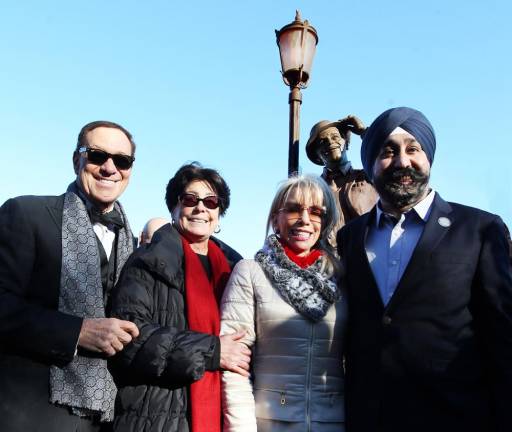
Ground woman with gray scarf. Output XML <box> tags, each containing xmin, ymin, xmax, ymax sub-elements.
<box><xmin>221</xmin><ymin>175</ymin><xmax>347</xmax><ymax>431</ymax></box>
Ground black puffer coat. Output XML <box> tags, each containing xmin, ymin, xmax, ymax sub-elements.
<box><xmin>108</xmin><ymin>224</ymin><xmax>242</xmax><ymax>432</ymax></box>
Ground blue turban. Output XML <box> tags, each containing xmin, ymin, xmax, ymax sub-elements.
<box><xmin>361</xmin><ymin>107</ymin><xmax>436</xmax><ymax>180</ymax></box>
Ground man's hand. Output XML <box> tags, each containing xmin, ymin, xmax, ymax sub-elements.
<box><xmin>220</xmin><ymin>330</ymin><xmax>252</xmax><ymax>377</ymax></box>
<box><xmin>338</xmin><ymin>114</ymin><xmax>367</xmax><ymax>136</ymax></box>
<box><xmin>78</xmin><ymin>318</ymin><xmax>139</xmax><ymax>357</ymax></box>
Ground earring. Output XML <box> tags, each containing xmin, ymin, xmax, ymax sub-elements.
<box><xmin>214</xmin><ymin>225</ymin><xmax>221</xmax><ymax>234</ymax></box>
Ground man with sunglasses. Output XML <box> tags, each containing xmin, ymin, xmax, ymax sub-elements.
<box><xmin>0</xmin><ymin>120</ymin><xmax>139</xmax><ymax>432</ymax></box>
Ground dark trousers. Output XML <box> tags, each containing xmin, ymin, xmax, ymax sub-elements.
<box><xmin>2</xmin><ymin>400</ymin><xmax>102</xmax><ymax>432</ymax></box>
<box><xmin>38</xmin><ymin>403</ymin><xmax>102</xmax><ymax>432</ymax></box>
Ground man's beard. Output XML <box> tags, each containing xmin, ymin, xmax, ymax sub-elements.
<box><xmin>374</xmin><ymin>167</ymin><xmax>430</xmax><ymax>210</ymax></box>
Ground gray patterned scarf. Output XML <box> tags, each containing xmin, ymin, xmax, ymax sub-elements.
<box><xmin>255</xmin><ymin>235</ymin><xmax>340</xmax><ymax>322</ymax></box>
<box><xmin>49</xmin><ymin>182</ymin><xmax>134</xmax><ymax>422</ymax></box>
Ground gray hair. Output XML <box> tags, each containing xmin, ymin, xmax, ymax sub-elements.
<box><xmin>265</xmin><ymin>175</ymin><xmax>341</xmax><ymax>279</ymax></box>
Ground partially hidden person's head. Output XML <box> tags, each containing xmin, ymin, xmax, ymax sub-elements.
<box><xmin>140</xmin><ymin>217</ymin><xmax>169</xmax><ymax>245</ymax></box>
<box><xmin>165</xmin><ymin>162</ymin><xmax>230</xmax><ymax>245</ymax></box>
<box><xmin>73</xmin><ymin>120</ymin><xmax>136</xmax><ymax>212</ymax></box>
<box><xmin>306</xmin><ymin>120</ymin><xmax>350</xmax><ymax>167</ymax></box>
<box><xmin>266</xmin><ymin>175</ymin><xmax>340</xmax><ymax>277</ymax></box>
<box><xmin>361</xmin><ymin>107</ymin><xmax>435</xmax><ymax>213</ymax></box>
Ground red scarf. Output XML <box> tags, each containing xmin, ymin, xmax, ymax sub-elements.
<box><xmin>182</xmin><ymin>237</ymin><xmax>231</xmax><ymax>432</ymax></box>
<box><xmin>280</xmin><ymin>240</ymin><xmax>323</xmax><ymax>269</ymax></box>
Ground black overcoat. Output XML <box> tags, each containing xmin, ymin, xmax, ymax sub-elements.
<box><xmin>337</xmin><ymin>193</ymin><xmax>512</xmax><ymax>432</ymax></box>
<box><xmin>108</xmin><ymin>224</ymin><xmax>242</xmax><ymax>432</ymax></box>
<box><xmin>0</xmin><ymin>195</ymin><xmax>84</xmax><ymax>431</ymax></box>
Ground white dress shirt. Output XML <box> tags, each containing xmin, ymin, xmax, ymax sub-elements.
<box><xmin>92</xmin><ymin>223</ymin><xmax>116</xmax><ymax>260</ymax></box>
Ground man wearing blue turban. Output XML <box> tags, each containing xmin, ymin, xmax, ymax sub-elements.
<box><xmin>337</xmin><ymin>107</ymin><xmax>512</xmax><ymax>432</ymax></box>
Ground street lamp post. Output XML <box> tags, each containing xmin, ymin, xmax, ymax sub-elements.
<box><xmin>276</xmin><ymin>10</ymin><xmax>318</xmax><ymax>176</ymax></box>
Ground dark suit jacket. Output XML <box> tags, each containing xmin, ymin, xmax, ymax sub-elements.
<box><xmin>337</xmin><ymin>193</ymin><xmax>512</xmax><ymax>432</ymax></box>
<box><xmin>0</xmin><ymin>195</ymin><xmax>84</xmax><ymax>430</ymax></box>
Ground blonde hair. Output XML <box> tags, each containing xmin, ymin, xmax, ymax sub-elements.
<box><xmin>266</xmin><ymin>175</ymin><xmax>341</xmax><ymax>279</ymax></box>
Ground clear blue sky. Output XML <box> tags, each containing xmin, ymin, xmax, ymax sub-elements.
<box><xmin>1</xmin><ymin>0</ymin><xmax>510</xmax><ymax>257</ymax></box>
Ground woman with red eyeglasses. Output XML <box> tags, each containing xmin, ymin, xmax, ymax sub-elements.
<box><xmin>108</xmin><ymin>162</ymin><xmax>250</xmax><ymax>432</ymax></box>
<box><xmin>221</xmin><ymin>175</ymin><xmax>347</xmax><ymax>432</ymax></box>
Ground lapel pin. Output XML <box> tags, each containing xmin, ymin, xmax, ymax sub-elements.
<box><xmin>437</xmin><ymin>217</ymin><xmax>451</xmax><ymax>228</ymax></box>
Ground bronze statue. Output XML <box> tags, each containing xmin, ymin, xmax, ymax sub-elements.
<box><xmin>306</xmin><ymin>115</ymin><xmax>378</xmax><ymax>248</ymax></box>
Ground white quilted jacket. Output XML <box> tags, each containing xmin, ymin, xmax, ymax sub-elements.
<box><xmin>220</xmin><ymin>259</ymin><xmax>347</xmax><ymax>432</ymax></box>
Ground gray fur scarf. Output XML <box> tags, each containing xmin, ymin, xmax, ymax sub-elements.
<box><xmin>255</xmin><ymin>235</ymin><xmax>340</xmax><ymax>322</ymax></box>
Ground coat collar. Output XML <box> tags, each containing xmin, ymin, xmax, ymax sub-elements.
<box><xmin>350</xmin><ymin>193</ymin><xmax>453</xmax><ymax>311</ymax></box>
<box><xmin>345</xmin><ymin>209</ymin><xmax>383</xmax><ymax>308</ymax></box>
<box><xmin>45</xmin><ymin>194</ymin><xmax>65</xmax><ymax>231</ymax></box>
<box><xmin>137</xmin><ymin>224</ymin><xmax>184</xmax><ymax>284</ymax></box>
<box><xmin>386</xmin><ymin>192</ymin><xmax>453</xmax><ymax>310</ymax></box>
<box><xmin>136</xmin><ymin>224</ymin><xmax>242</xmax><ymax>285</ymax></box>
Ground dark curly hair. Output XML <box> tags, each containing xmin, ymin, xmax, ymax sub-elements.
<box><xmin>165</xmin><ymin>162</ymin><xmax>230</xmax><ymax>216</ymax></box>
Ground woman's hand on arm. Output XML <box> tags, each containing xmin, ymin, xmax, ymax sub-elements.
<box><xmin>220</xmin><ymin>330</ymin><xmax>251</xmax><ymax>377</ymax></box>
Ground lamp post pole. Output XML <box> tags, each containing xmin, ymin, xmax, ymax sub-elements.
<box><xmin>276</xmin><ymin>11</ymin><xmax>318</xmax><ymax>177</ymax></box>
<box><xmin>288</xmin><ymin>86</ymin><xmax>302</xmax><ymax>176</ymax></box>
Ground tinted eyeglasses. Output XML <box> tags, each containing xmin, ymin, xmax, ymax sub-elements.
<box><xmin>78</xmin><ymin>147</ymin><xmax>135</xmax><ymax>170</ymax></box>
<box><xmin>278</xmin><ymin>204</ymin><xmax>325</xmax><ymax>223</ymax></box>
<box><xmin>179</xmin><ymin>193</ymin><xmax>221</xmax><ymax>210</ymax></box>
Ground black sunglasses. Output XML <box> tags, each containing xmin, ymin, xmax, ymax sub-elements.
<box><xmin>78</xmin><ymin>147</ymin><xmax>135</xmax><ymax>170</ymax></box>
<box><xmin>179</xmin><ymin>193</ymin><xmax>221</xmax><ymax>210</ymax></box>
